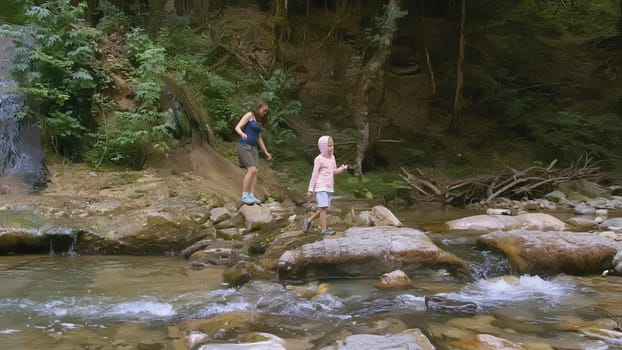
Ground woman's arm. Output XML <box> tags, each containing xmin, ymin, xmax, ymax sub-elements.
<box><xmin>234</xmin><ymin>112</ymin><xmax>253</xmax><ymax>140</ymax></box>
<box><xmin>257</xmin><ymin>134</ymin><xmax>272</xmax><ymax>160</ymax></box>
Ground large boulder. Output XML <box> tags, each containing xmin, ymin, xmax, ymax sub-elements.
<box><xmin>477</xmin><ymin>230</ymin><xmax>622</xmax><ymax>275</ymax></box>
<box><xmin>277</xmin><ymin>226</ymin><xmax>469</xmax><ymax>281</ymax></box>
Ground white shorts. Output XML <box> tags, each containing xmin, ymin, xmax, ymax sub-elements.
<box><xmin>315</xmin><ymin>191</ymin><xmax>331</xmax><ymax>208</ymax></box>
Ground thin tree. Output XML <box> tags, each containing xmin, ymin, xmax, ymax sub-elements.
<box><xmin>449</xmin><ymin>0</ymin><xmax>466</xmax><ymax>132</ymax></box>
<box><xmin>270</xmin><ymin>0</ymin><xmax>291</xmax><ymax>68</ymax></box>
<box><xmin>147</xmin><ymin>0</ymin><xmax>166</xmax><ymax>35</ymax></box>
<box><xmin>420</xmin><ymin>0</ymin><xmax>436</xmax><ymax>95</ymax></box>
<box><xmin>352</xmin><ymin>0</ymin><xmax>406</xmax><ymax>176</ymax></box>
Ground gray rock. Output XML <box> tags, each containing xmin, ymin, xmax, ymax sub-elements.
<box><xmin>278</xmin><ymin>226</ymin><xmax>468</xmax><ymax>281</ymax></box>
<box><xmin>478</xmin><ymin>230</ymin><xmax>622</xmax><ymax>275</ymax></box>
<box><xmin>322</xmin><ymin>329</ymin><xmax>434</xmax><ymax>350</ymax></box>
<box><xmin>600</xmin><ymin>218</ymin><xmax>622</xmax><ymax>231</ymax></box>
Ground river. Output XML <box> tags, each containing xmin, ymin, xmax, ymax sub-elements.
<box><xmin>1</xmin><ymin>207</ymin><xmax>621</xmax><ymax>349</ymax></box>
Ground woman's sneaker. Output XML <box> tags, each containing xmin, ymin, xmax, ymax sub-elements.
<box><xmin>241</xmin><ymin>194</ymin><xmax>255</xmax><ymax>205</ymax></box>
<box><xmin>249</xmin><ymin>194</ymin><xmax>262</xmax><ymax>204</ymax></box>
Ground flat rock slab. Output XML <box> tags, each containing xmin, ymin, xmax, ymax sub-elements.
<box><xmin>446</xmin><ymin>213</ymin><xmax>567</xmax><ymax>232</ymax></box>
<box><xmin>278</xmin><ymin>226</ymin><xmax>468</xmax><ymax>281</ymax></box>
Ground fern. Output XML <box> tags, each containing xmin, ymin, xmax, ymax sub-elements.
<box><xmin>86</xmin><ymin>29</ymin><xmax>174</xmax><ymax>168</ymax></box>
<box><xmin>259</xmin><ymin>69</ymin><xmax>302</xmax><ymax>149</ymax></box>
<box><xmin>531</xmin><ymin>111</ymin><xmax>622</xmax><ymax>169</ymax></box>
<box><xmin>3</xmin><ymin>0</ymin><xmax>106</xmax><ymax>158</ymax></box>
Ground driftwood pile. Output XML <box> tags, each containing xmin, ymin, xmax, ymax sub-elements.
<box><xmin>400</xmin><ymin>155</ymin><xmax>603</xmax><ymax>205</ymax></box>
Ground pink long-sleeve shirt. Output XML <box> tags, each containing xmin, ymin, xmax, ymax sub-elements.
<box><xmin>308</xmin><ymin>154</ymin><xmax>338</xmax><ymax>193</ymax></box>
<box><xmin>307</xmin><ymin>136</ymin><xmax>345</xmax><ymax>193</ymax></box>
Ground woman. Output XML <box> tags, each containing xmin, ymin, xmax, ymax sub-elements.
<box><xmin>234</xmin><ymin>101</ymin><xmax>272</xmax><ymax>204</ymax></box>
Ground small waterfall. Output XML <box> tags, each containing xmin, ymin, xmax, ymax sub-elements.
<box><xmin>0</xmin><ymin>37</ymin><xmax>45</xmax><ymax>192</ymax></box>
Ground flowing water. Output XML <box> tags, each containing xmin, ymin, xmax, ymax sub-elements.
<box><xmin>0</xmin><ymin>35</ymin><xmax>44</xmax><ymax>192</ymax></box>
<box><xmin>1</xmin><ymin>207</ymin><xmax>622</xmax><ymax>349</ymax></box>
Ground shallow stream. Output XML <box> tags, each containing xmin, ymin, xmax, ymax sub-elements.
<box><xmin>1</xmin><ymin>206</ymin><xmax>622</xmax><ymax>349</ymax></box>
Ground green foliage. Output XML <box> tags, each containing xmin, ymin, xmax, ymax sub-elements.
<box><xmin>201</xmin><ymin>71</ymin><xmax>242</xmax><ymax>140</ymax></box>
<box><xmin>338</xmin><ymin>172</ymin><xmax>409</xmax><ymax>200</ymax></box>
<box><xmin>1</xmin><ymin>0</ymin><xmax>106</xmax><ymax>157</ymax></box>
<box><xmin>95</xmin><ymin>1</ymin><xmax>130</xmax><ymax>35</ymax></box>
<box><xmin>260</xmin><ymin>69</ymin><xmax>301</xmax><ymax>149</ymax></box>
<box><xmin>156</xmin><ymin>26</ymin><xmax>219</xmax><ymax>70</ymax></box>
<box><xmin>531</xmin><ymin>111</ymin><xmax>622</xmax><ymax>169</ymax></box>
<box><xmin>153</xmin><ymin>26</ymin><xmax>243</xmax><ymax>141</ymax></box>
<box><xmin>538</xmin><ymin>0</ymin><xmax>619</xmax><ymax>36</ymax></box>
<box><xmin>401</xmin><ymin>148</ymin><xmax>427</xmax><ymax>166</ymax></box>
<box><xmin>344</xmin><ymin>175</ymin><xmax>373</xmax><ymax>199</ymax></box>
<box><xmin>47</xmin><ymin>110</ymin><xmax>86</xmax><ymax>140</ymax></box>
<box><xmin>495</xmin><ymin>84</ymin><xmax>546</xmax><ymax>121</ymax></box>
<box><xmin>0</xmin><ymin>0</ymin><xmax>29</xmax><ymax>24</ymax></box>
<box><xmin>85</xmin><ymin>29</ymin><xmax>173</xmax><ymax>168</ymax></box>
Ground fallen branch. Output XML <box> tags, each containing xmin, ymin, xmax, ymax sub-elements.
<box><xmin>400</xmin><ymin>155</ymin><xmax>603</xmax><ymax>205</ymax></box>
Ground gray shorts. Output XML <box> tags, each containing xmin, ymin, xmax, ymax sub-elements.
<box><xmin>315</xmin><ymin>191</ymin><xmax>331</xmax><ymax>208</ymax></box>
<box><xmin>236</xmin><ymin>142</ymin><xmax>258</xmax><ymax>168</ymax></box>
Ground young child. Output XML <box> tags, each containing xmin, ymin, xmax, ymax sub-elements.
<box><xmin>302</xmin><ymin>135</ymin><xmax>348</xmax><ymax>236</ymax></box>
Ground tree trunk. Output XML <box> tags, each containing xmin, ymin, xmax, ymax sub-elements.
<box><xmin>190</xmin><ymin>0</ymin><xmax>212</xmax><ymax>25</ymax></box>
<box><xmin>270</xmin><ymin>0</ymin><xmax>290</xmax><ymax>68</ymax></box>
<box><xmin>420</xmin><ymin>1</ymin><xmax>436</xmax><ymax>95</ymax></box>
<box><xmin>352</xmin><ymin>0</ymin><xmax>402</xmax><ymax>176</ymax></box>
<box><xmin>449</xmin><ymin>0</ymin><xmax>466</xmax><ymax>132</ymax></box>
<box><xmin>147</xmin><ymin>0</ymin><xmax>166</xmax><ymax>36</ymax></box>
<box><xmin>84</xmin><ymin>0</ymin><xmax>98</xmax><ymax>25</ymax></box>
<box><xmin>272</xmin><ymin>0</ymin><xmax>290</xmax><ymax>42</ymax></box>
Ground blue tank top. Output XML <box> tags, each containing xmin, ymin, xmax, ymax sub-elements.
<box><xmin>238</xmin><ymin>119</ymin><xmax>262</xmax><ymax>146</ymax></box>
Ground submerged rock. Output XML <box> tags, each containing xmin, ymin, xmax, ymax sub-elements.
<box><xmin>449</xmin><ymin>334</ymin><xmax>526</xmax><ymax>350</ymax></box>
<box><xmin>377</xmin><ymin>269</ymin><xmax>411</xmax><ymax>287</ymax></box>
<box><xmin>424</xmin><ymin>295</ymin><xmax>479</xmax><ymax>314</ymax></box>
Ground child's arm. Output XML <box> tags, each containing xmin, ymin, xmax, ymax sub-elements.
<box><xmin>334</xmin><ymin>163</ymin><xmax>348</xmax><ymax>175</ymax></box>
<box><xmin>307</xmin><ymin>157</ymin><xmax>321</xmax><ymax>195</ymax></box>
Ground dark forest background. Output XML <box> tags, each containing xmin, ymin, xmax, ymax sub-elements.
<box><xmin>1</xmin><ymin>0</ymin><xmax>621</xmax><ymax>199</ymax></box>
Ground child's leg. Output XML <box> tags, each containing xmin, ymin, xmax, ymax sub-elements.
<box><xmin>306</xmin><ymin>191</ymin><xmax>329</xmax><ymax>232</ymax></box>
<box><xmin>308</xmin><ymin>209</ymin><xmax>320</xmax><ymax>222</ymax></box>
<box><xmin>318</xmin><ymin>207</ymin><xmax>328</xmax><ymax>231</ymax></box>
